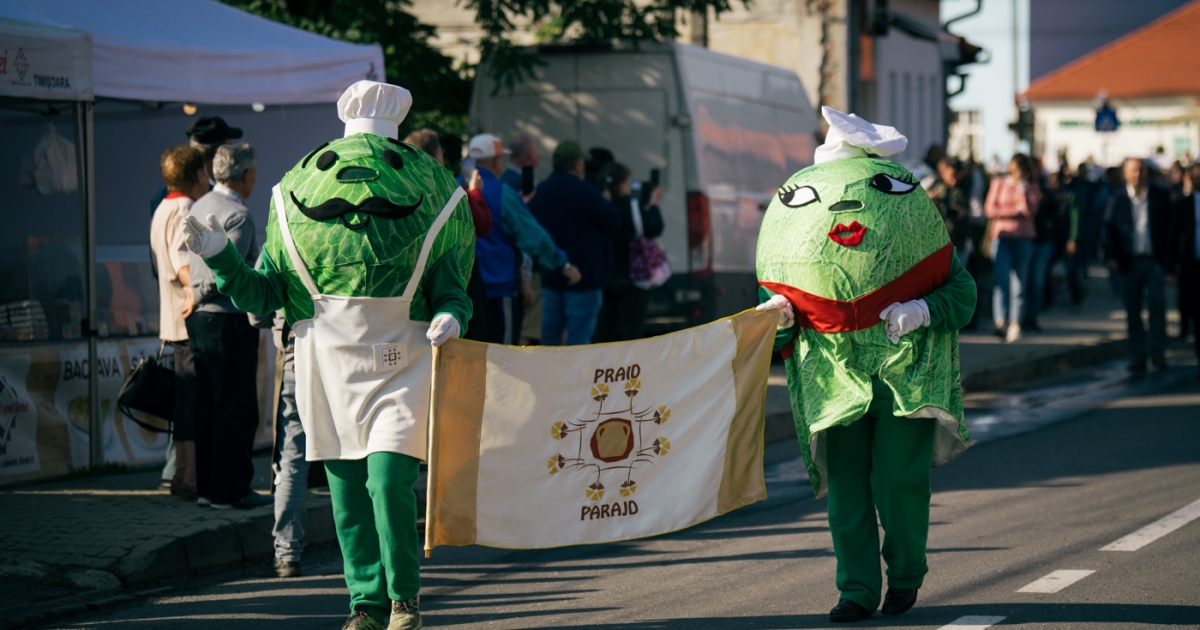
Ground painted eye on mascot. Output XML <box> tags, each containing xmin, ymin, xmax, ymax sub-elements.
<box><xmin>868</xmin><ymin>173</ymin><xmax>917</xmax><ymax>195</ymax></box>
<box><xmin>778</xmin><ymin>184</ymin><xmax>820</xmax><ymax>208</ymax></box>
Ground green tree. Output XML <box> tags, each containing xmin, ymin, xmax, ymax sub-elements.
<box><xmin>465</xmin><ymin>0</ymin><xmax>744</xmax><ymax>93</ymax></box>
<box><xmin>221</xmin><ymin>0</ymin><xmax>471</xmax><ymax>166</ymax></box>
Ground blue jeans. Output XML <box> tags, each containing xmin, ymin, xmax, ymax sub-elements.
<box><xmin>1025</xmin><ymin>242</ymin><xmax>1054</xmax><ymax>323</ymax></box>
<box><xmin>541</xmin><ymin>289</ymin><xmax>603</xmax><ymax>346</ymax></box>
<box><xmin>273</xmin><ymin>335</ymin><xmax>309</xmax><ymax>562</ymax></box>
<box><xmin>991</xmin><ymin>238</ymin><xmax>1033</xmax><ymax>327</ymax></box>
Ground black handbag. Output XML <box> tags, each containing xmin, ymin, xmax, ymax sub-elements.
<box><xmin>118</xmin><ymin>342</ymin><xmax>174</xmax><ymax>433</ymax></box>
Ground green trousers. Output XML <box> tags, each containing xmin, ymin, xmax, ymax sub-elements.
<box><xmin>325</xmin><ymin>452</ymin><xmax>421</xmax><ymax>624</ymax></box>
<box><xmin>824</xmin><ymin>379</ymin><xmax>935</xmax><ymax>612</ymax></box>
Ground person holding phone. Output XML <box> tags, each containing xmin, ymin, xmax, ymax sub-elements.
<box><xmin>593</xmin><ymin>164</ymin><xmax>664</xmax><ymax>342</ymax></box>
<box><xmin>469</xmin><ymin>134</ymin><xmax>580</xmax><ymax>345</ymax></box>
<box><xmin>503</xmin><ymin>134</ymin><xmax>540</xmax><ymax>201</ymax></box>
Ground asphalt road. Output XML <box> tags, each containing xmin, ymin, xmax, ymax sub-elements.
<box><xmin>39</xmin><ymin>362</ymin><xmax>1200</xmax><ymax>630</ymax></box>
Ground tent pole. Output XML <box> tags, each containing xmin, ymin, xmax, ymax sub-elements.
<box><xmin>74</xmin><ymin>101</ymin><xmax>100</xmax><ymax>469</ymax></box>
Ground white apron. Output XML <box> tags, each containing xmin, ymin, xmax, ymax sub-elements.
<box><xmin>273</xmin><ymin>184</ymin><xmax>465</xmax><ymax>462</ymax></box>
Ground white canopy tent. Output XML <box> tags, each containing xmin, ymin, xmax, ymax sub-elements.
<box><xmin>0</xmin><ymin>2</ymin><xmax>384</xmax><ymax>473</ymax></box>
<box><xmin>0</xmin><ymin>16</ymin><xmax>103</xmax><ymax>468</ymax></box>
<box><xmin>0</xmin><ymin>0</ymin><xmax>382</xmax><ymax>104</ymax></box>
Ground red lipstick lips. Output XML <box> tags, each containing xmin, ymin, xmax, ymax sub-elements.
<box><xmin>828</xmin><ymin>221</ymin><xmax>868</xmax><ymax>246</ymax></box>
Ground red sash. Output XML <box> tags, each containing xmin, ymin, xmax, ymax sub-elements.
<box><xmin>760</xmin><ymin>244</ymin><xmax>953</xmax><ymax>359</ymax></box>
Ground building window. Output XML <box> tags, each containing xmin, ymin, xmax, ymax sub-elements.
<box><xmin>917</xmin><ymin>74</ymin><xmax>925</xmax><ymax>154</ymax></box>
<box><xmin>904</xmin><ymin>73</ymin><xmax>912</xmax><ymax>160</ymax></box>
<box><xmin>889</xmin><ymin>72</ymin><xmax>897</xmax><ymax>126</ymax></box>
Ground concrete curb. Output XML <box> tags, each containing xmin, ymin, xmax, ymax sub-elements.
<box><xmin>111</xmin><ymin>498</ymin><xmax>336</xmax><ymax>586</ymax></box>
<box><xmin>763</xmin><ymin>336</ymin><xmax>1129</xmax><ymax>445</ymax></box>
<box><xmin>0</xmin><ymin>587</ymin><xmax>125</xmax><ymax>630</ymax></box>
<box><xmin>960</xmin><ymin>337</ymin><xmax>1128</xmax><ymax>393</ymax></box>
<box><xmin>0</xmin><ymin>499</ymin><xmax>335</xmax><ymax>629</ymax></box>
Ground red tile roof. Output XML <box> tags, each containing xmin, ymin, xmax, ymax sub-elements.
<box><xmin>1024</xmin><ymin>0</ymin><xmax>1200</xmax><ymax>101</ymax></box>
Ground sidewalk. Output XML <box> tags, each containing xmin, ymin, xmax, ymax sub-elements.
<box><xmin>0</xmin><ymin>454</ymin><xmax>336</xmax><ymax>628</ymax></box>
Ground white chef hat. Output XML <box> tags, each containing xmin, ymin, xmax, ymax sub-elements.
<box><xmin>813</xmin><ymin>106</ymin><xmax>908</xmax><ymax>165</ymax></box>
<box><xmin>338</xmin><ymin>80</ymin><xmax>413</xmax><ymax>139</ymax></box>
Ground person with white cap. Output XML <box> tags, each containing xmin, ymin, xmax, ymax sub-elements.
<box><xmin>756</xmin><ymin>107</ymin><xmax>976</xmax><ymax>622</ymax></box>
<box><xmin>468</xmin><ymin>132</ymin><xmax>580</xmax><ymax>344</ymax></box>
<box><xmin>181</xmin><ymin>80</ymin><xmax>476</xmax><ymax>630</ymax></box>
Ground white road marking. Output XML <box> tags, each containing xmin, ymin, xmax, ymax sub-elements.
<box><xmin>1101</xmin><ymin>497</ymin><xmax>1200</xmax><ymax>551</ymax></box>
<box><xmin>1017</xmin><ymin>569</ymin><xmax>1095</xmax><ymax>593</ymax></box>
<box><xmin>938</xmin><ymin>616</ymin><xmax>1006</xmax><ymax>629</ymax></box>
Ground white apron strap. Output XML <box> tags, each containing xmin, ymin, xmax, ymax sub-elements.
<box><xmin>272</xmin><ymin>184</ymin><xmax>320</xmax><ymax>298</ymax></box>
<box><xmin>401</xmin><ymin>186</ymin><xmax>466</xmax><ymax>302</ymax></box>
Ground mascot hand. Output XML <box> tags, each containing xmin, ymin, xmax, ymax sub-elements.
<box><xmin>183</xmin><ymin>214</ymin><xmax>229</xmax><ymax>259</ymax></box>
<box><xmin>879</xmin><ymin>299</ymin><xmax>930</xmax><ymax>343</ymax></box>
<box><xmin>427</xmin><ymin>314</ymin><xmax>460</xmax><ymax>347</ymax></box>
<box><xmin>757</xmin><ymin>295</ymin><xmax>795</xmax><ymax>329</ymax></box>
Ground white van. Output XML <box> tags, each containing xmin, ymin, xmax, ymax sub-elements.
<box><xmin>470</xmin><ymin>40</ymin><xmax>819</xmax><ymax>331</ymax></box>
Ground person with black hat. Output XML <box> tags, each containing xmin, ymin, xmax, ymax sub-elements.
<box><xmin>152</xmin><ymin>115</ymin><xmax>244</xmax><ymax>489</ymax></box>
<box><xmin>150</xmin><ymin>115</ymin><xmax>243</xmax><ymax>215</ymax></box>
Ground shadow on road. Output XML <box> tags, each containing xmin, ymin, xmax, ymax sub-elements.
<box><xmin>933</xmin><ymin>378</ymin><xmax>1200</xmax><ymax>494</ymax></box>
<box><xmin>429</xmin><ymin>603</ymin><xmax>1200</xmax><ymax>628</ymax></box>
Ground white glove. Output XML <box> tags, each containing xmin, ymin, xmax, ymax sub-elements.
<box><xmin>756</xmin><ymin>294</ymin><xmax>795</xmax><ymax>330</ymax></box>
<box><xmin>426</xmin><ymin>313</ymin><xmax>461</xmax><ymax>347</ymax></box>
<box><xmin>183</xmin><ymin>214</ymin><xmax>229</xmax><ymax>258</ymax></box>
<box><xmin>879</xmin><ymin>299</ymin><xmax>930</xmax><ymax>344</ymax></box>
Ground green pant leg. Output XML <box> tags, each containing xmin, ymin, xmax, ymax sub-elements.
<box><xmin>325</xmin><ymin>457</ymin><xmax>389</xmax><ymax>624</ymax></box>
<box><xmin>871</xmin><ymin>413</ymin><xmax>935</xmax><ymax>590</ymax></box>
<box><xmin>364</xmin><ymin>452</ymin><xmax>422</xmax><ymax>604</ymax></box>
<box><xmin>824</xmin><ymin>416</ymin><xmax>882</xmax><ymax>612</ymax></box>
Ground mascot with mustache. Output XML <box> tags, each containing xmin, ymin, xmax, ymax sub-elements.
<box><xmin>183</xmin><ymin>81</ymin><xmax>474</xmax><ymax>630</ymax></box>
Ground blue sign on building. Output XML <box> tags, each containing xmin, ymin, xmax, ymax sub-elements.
<box><xmin>1095</xmin><ymin>105</ymin><xmax>1120</xmax><ymax>132</ymax></box>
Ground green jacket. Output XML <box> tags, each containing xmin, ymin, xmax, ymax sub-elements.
<box><xmin>760</xmin><ymin>253</ymin><xmax>977</xmax><ymax>497</ymax></box>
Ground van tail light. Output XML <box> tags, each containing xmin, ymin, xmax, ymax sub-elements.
<box><xmin>687</xmin><ymin>192</ymin><xmax>711</xmax><ymax>280</ymax></box>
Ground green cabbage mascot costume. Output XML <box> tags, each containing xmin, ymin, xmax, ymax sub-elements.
<box><xmin>183</xmin><ymin>81</ymin><xmax>474</xmax><ymax>630</ymax></box>
<box><xmin>756</xmin><ymin>107</ymin><xmax>976</xmax><ymax>622</ymax></box>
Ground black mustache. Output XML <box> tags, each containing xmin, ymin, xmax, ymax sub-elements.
<box><xmin>290</xmin><ymin>192</ymin><xmax>424</xmax><ymax>230</ymax></box>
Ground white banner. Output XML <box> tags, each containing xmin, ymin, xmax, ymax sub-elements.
<box><xmin>0</xmin><ymin>354</ymin><xmax>39</xmax><ymax>476</ymax></box>
<box><xmin>55</xmin><ymin>345</ymin><xmax>125</xmax><ymax>467</ymax></box>
<box><xmin>0</xmin><ymin>17</ymin><xmax>93</xmax><ymax>101</ymax></box>
<box><xmin>426</xmin><ymin>310</ymin><xmax>777</xmax><ymax>553</ymax></box>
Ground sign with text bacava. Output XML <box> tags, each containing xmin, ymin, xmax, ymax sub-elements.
<box><xmin>424</xmin><ymin>309</ymin><xmax>776</xmax><ymax>554</ymax></box>
<box><xmin>0</xmin><ymin>332</ymin><xmax>276</xmax><ymax>485</ymax></box>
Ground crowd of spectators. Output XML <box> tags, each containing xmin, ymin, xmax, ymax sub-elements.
<box><xmin>926</xmin><ymin>146</ymin><xmax>1199</xmax><ymax>377</ymax></box>
<box><xmin>428</xmin><ymin>131</ymin><xmax>665</xmax><ymax>348</ymax></box>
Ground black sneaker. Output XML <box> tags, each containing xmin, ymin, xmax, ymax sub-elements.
<box><xmin>255</xmin><ymin>558</ymin><xmax>302</xmax><ymax>578</ymax></box>
<box><xmin>829</xmin><ymin>598</ymin><xmax>872</xmax><ymax>622</ymax></box>
<box><xmin>881</xmin><ymin>587</ymin><xmax>918</xmax><ymax>616</ymax></box>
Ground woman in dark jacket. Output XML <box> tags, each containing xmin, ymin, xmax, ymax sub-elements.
<box><xmin>592</xmin><ymin>163</ymin><xmax>664</xmax><ymax>342</ymax></box>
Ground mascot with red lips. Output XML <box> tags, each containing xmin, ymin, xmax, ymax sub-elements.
<box><xmin>755</xmin><ymin>107</ymin><xmax>978</xmax><ymax>623</ymax></box>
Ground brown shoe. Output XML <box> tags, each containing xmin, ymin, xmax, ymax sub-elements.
<box><xmin>388</xmin><ymin>596</ymin><xmax>422</xmax><ymax>630</ymax></box>
<box><xmin>1128</xmin><ymin>358</ymin><xmax>1148</xmax><ymax>373</ymax></box>
<box><xmin>342</xmin><ymin>610</ymin><xmax>384</xmax><ymax>630</ymax></box>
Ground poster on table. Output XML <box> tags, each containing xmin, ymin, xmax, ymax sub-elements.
<box><xmin>0</xmin><ymin>354</ymin><xmax>40</xmax><ymax>476</ymax></box>
<box><xmin>55</xmin><ymin>344</ymin><xmax>126</xmax><ymax>468</ymax></box>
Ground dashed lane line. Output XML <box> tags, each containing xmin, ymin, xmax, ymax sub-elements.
<box><xmin>1101</xmin><ymin>497</ymin><xmax>1200</xmax><ymax>552</ymax></box>
<box><xmin>938</xmin><ymin>616</ymin><xmax>1007</xmax><ymax>629</ymax></box>
<box><xmin>1017</xmin><ymin>569</ymin><xmax>1095</xmax><ymax>593</ymax></box>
